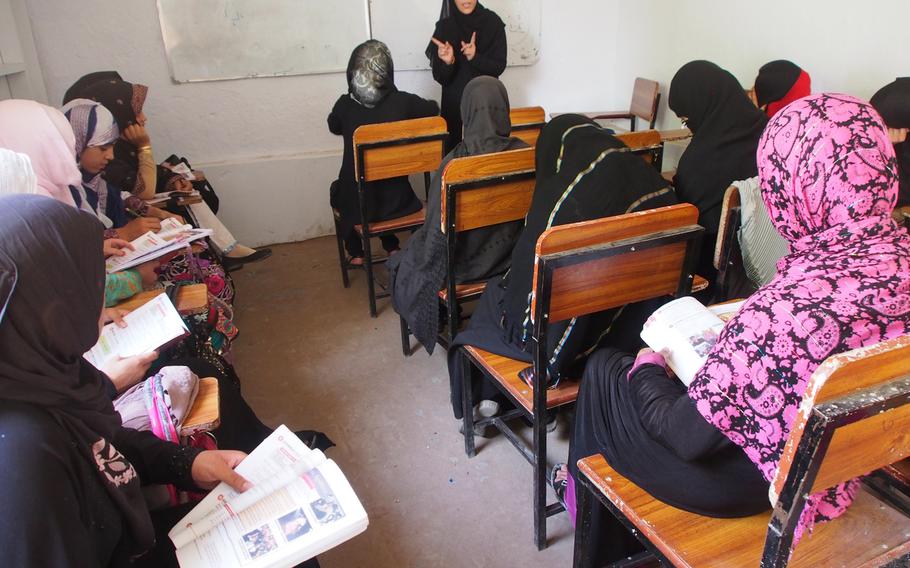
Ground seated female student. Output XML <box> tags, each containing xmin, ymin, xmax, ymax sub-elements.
<box><xmin>328</xmin><ymin>40</ymin><xmax>440</xmax><ymax>266</ymax></box>
<box><xmin>447</xmin><ymin>115</ymin><xmax>678</xmax><ymax>431</ymax></box>
<box><xmin>668</xmin><ymin>61</ymin><xmax>768</xmax><ymax>296</ymax></box>
<box><xmin>752</xmin><ymin>60</ymin><xmax>812</xmax><ymax>118</ymax></box>
<box><xmin>64</xmin><ymin>71</ymin><xmax>271</xmax><ymax>269</ymax></box>
<box><xmin>872</xmin><ymin>77</ymin><xmax>910</xmax><ymax>207</ymax></box>
<box><xmin>0</xmin><ymin>193</ymin><xmax>256</xmax><ymax>567</ymax></box>
<box><xmin>390</xmin><ymin>76</ymin><xmax>526</xmax><ymax>353</ymax></box>
<box><xmin>560</xmin><ymin>94</ymin><xmax>910</xmax><ymax>566</ymax></box>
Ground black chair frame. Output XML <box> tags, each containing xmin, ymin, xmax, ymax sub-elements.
<box><xmin>461</xmin><ymin>223</ymin><xmax>704</xmax><ymax>550</ymax></box>
<box><xmin>336</xmin><ymin>131</ymin><xmax>448</xmax><ymax>317</ymax></box>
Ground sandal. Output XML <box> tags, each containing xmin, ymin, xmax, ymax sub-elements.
<box><xmin>347</xmin><ymin>256</ymin><xmax>364</xmax><ymax>267</ymax></box>
<box><xmin>550</xmin><ymin>463</ymin><xmax>568</xmax><ymax>509</ymax></box>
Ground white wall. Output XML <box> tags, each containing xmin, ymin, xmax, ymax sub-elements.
<box><xmin>23</xmin><ymin>0</ymin><xmax>910</xmax><ymax>245</ymax></box>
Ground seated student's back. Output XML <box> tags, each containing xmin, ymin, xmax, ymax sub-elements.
<box><xmin>390</xmin><ymin>76</ymin><xmax>527</xmax><ymax>353</ymax></box>
<box><xmin>329</xmin><ymin>40</ymin><xmax>440</xmax><ymax>261</ymax></box>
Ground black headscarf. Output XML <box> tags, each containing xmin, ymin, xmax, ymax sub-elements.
<box><xmin>871</xmin><ymin>78</ymin><xmax>910</xmax><ymax>206</ymax></box>
<box><xmin>62</xmin><ymin>71</ymin><xmax>123</xmax><ymax>107</ymax></box>
<box><xmin>501</xmin><ymin>117</ymin><xmax>677</xmax><ymax>346</ymax></box>
<box><xmin>669</xmin><ymin>60</ymin><xmax>767</xmax><ymax>237</ymax></box>
<box><xmin>0</xmin><ymin>195</ymin><xmax>154</xmax><ymax>551</ymax></box>
<box><xmin>64</xmin><ymin>74</ymin><xmax>149</xmax><ymax>194</ymax></box>
<box><xmin>347</xmin><ymin>40</ymin><xmax>396</xmax><ymax>108</ymax></box>
<box><xmin>425</xmin><ymin>0</ymin><xmax>504</xmax><ymax>61</ymax></box>
<box><xmin>754</xmin><ymin>60</ymin><xmax>802</xmax><ymax>108</ymax></box>
<box><xmin>389</xmin><ymin>76</ymin><xmax>526</xmax><ymax>353</ymax></box>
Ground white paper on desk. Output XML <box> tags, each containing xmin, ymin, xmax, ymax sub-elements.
<box><xmin>169</xmin><ymin>162</ymin><xmax>196</xmax><ymax>181</ymax></box>
<box><xmin>84</xmin><ymin>294</ymin><xmax>187</xmax><ymax>368</ymax></box>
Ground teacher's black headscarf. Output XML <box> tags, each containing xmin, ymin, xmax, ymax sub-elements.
<box><xmin>669</xmin><ymin>60</ymin><xmax>767</xmax><ymax>237</ymax></box>
<box><xmin>347</xmin><ymin>40</ymin><xmax>396</xmax><ymax>108</ymax></box>
<box><xmin>871</xmin><ymin>77</ymin><xmax>910</xmax><ymax>206</ymax></box>
<box><xmin>425</xmin><ymin>0</ymin><xmax>504</xmax><ymax>61</ymax></box>
<box><xmin>0</xmin><ymin>195</ymin><xmax>155</xmax><ymax>553</ymax></box>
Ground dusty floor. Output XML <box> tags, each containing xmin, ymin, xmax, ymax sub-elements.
<box><xmin>230</xmin><ymin>237</ymin><xmax>575</xmax><ymax>568</ymax></box>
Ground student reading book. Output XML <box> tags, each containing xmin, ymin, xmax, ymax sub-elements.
<box><xmin>170</xmin><ymin>425</ymin><xmax>368</xmax><ymax>568</ymax></box>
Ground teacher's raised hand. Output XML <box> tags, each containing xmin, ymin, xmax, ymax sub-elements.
<box><xmin>431</xmin><ymin>37</ymin><xmax>455</xmax><ymax>65</ymax></box>
<box><xmin>460</xmin><ymin>32</ymin><xmax>477</xmax><ymax>61</ymax></box>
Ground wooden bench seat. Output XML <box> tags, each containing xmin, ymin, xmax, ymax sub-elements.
<box><xmin>354</xmin><ymin>207</ymin><xmax>425</xmax><ymax>235</ymax></box>
<box><xmin>113</xmin><ymin>283</ymin><xmax>208</xmax><ymax>316</ymax></box>
<box><xmin>179</xmin><ymin>377</ymin><xmax>221</xmax><ymax>437</ymax></box>
<box><xmin>578</xmin><ymin>454</ymin><xmax>910</xmax><ymax>568</ymax></box>
<box><xmin>464</xmin><ymin>346</ymin><xmax>580</xmax><ymax>413</ymax></box>
<box><xmin>437</xmin><ymin>281</ymin><xmax>486</xmax><ymax>302</ymax></box>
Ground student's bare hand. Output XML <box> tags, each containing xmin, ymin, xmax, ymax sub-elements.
<box><xmin>103</xmin><ymin>307</ymin><xmax>131</xmax><ymax>327</ymax></box>
<box><xmin>136</xmin><ymin>260</ymin><xmax>160</xmax><ymax>286</ymax></box>
<box><xmin>172</xmin><ymin>178</ymin><xmax>194</xmax><ymax>193</ymax></box>
<box><xmin>191</xmin><ymin>451</ymin><xmax>252</xmax><ymax>492</ymax></box>
<box><xmin>193</xmin><ymin>170</ymin><xmax>206</xmax><ymax>182</ymax></box>
<box><xmin>122</xmin><ymin>124</ymin><xmax>151</xmax><ymax>148</ymax></box>
<box><xmin>888</xmin><ymin>127</ymin><xmax>909</xmax><ymax>144</ymax></box>
<box><xmin>119</xmin><ymin>217</ymin><xmax>162</xmax><ymax>240</ymax></box>
<box><xmin>460</xmin><ymin>32</ymin><xmax>477</xmax><ymax>61</ymax></box>
<box><xmin>431</xmin><ymin>37</ymin><xmax>455</xmax><ymax>65</ymax></box>
<box><xmin>148</xmin><ymin>206</ymin><xmax>185</xmax><ymax>223</ymax></box>
<box><xmin>99</xmin><ymin>351</ymin><xmax>158</xmax><ymax>394</ymax></box>
<box><xmin>103</xmin><ymin>238</ymin><xmax>134</xmax><ymax>258</ymax></box>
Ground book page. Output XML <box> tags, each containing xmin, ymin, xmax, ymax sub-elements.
<box><xmin>640</xmin><ymin>297</ymin><xmax>724</xmax><ymax>386</ymax></box>
<box><xmin>84</xmin><ymin>294</ymin><xmax>187</xmax><ymax>368</ymax></box>
<box><xmin>105</xmin><ymin>231</ymin><xmax>165</xmax><ymax>273</ymax></box>
<box><xmin>172</xmin><ymin>426</ymin><xmax>368</xmax><ymax>568</ymax></box>
<box><xmin>107</xmin><ymin>228</ymin><xmax>212</xmax><ymax>273</ymax></box>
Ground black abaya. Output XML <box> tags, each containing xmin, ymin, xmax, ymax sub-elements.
<box><xmin>328</xmin><ymin>91</ymin><xmax>439</xmax><ymax>256</ymax></box>
<box><xmin>871</xmin><ymin>77</ymin><xmax>910</xmax><ymax>206</ymax></box>
<box><xmin>426</xmin><ymin>1</ymin><xmax>507</xmax><ymax>150</ymax></box>
<box><xmin>568</xmin><ymin>348</ymin><xmax>770</xmax><ymax>565</ymax></box>
<box><xmin>669</xmin><ymin>61</ymin><xmax>768</xmax><ymax>287</ymax></box>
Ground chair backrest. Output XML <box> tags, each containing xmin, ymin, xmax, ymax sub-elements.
<box><xmin>629</xmin><ymin>78</ymin><xmax>661</xmax><ymax>128</ymax></box>
<box><xmin>440</xmin><ymin>147</ymin><xmax>537</xmax><ymax>234</ymax></box>
<box><xmin>712</xmin><ymin>185</ymin><xmax>742</xmax><ymax>299</ymax></box>
<box><xmin>510</xmin><ymin>106</ymin><xmax>546</xmax><ymax>147</ymax></box>
<box><xmin>353</xmin><ymin>116</ymin><xmax>448</xmax><ymax>183</ymax></box>
<box><xmin>615</xmin><ymin>129</ymin><xmax>663</xmax><ymax>170</ymax></box>
<box><xmin>764</xmin><ymin>334</ymin><xmax>910</xmax><ymax>563</ymax></box>
<box><xmin>530</xmin><ymin>203</ymin><xmax>703</xmax><ymax>325</ymax></box>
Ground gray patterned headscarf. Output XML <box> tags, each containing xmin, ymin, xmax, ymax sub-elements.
<box><xmin>347</xmin><ymin>40</ymin><xmax>395</xmax><ymax>108</ymax></box>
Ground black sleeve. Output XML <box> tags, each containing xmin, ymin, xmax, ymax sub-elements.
<box><xmin>468</xmin><ymin>24</ymin><xmax>507</xmax><ymax>77</ymax></box>
<box><xmin>156</xmin><ymin>164</ymin><xmax>179</xmax><ymax>193</ymax></box>
<box><xmin>629</xmin><ymin>364</ymin><xmax>732</xmax><ymax>461</ymax></box>
<box><xmin>431</xmin><ymin>55</ymin><xmax>457</xmax><ymax>86</ymax></box>
<box><xmin>113</xmin><ymin>427</ymin><xmax>203</xmax><ymax>490</ymax></box>
<box><xmin>327</xmin><ymin>96</ymin><xmax>345</xmax><ymax>135</ymax></box>
<box><xmin>405</xmin><ymin>93</ymin><xmax>441</xmax><ymax>119</ymax></box>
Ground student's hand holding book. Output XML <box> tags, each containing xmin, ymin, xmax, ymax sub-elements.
<box><xmin>191</xmin><ymin>451</ymin><xmax>252</xmax><ymax>492</ymax></box>
<box><xmin>119</xmin><ymin>217</ymin><xmax>162</xmax><ymax>241</ymax></box>
<box><xmin>103</xmin><ymin>238</ymin><xmax>134</xmax><ymax>258</ymax></box>
<box><xmin>101</xmin><ymin>350</ymin><xmax>159</xmax><ymax>394</ymax></box>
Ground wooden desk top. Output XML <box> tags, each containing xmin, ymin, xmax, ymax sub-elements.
<box><xmin>180</xmin><ymin>377</ymin><xmax>220</xmax><ymax>437</ymax></box>
<box><xmin>113</xmin><ymin>283</ymin><xmax>209</xmax><ymax>316</ymax></box>
<box><xmin>659</xmin><ymin>128</ymin><xmax>692</xmax><ymax>142</ymax></box>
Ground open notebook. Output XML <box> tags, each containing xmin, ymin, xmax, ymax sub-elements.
<box><xmin>171</xmin><ymin>425</ymin><xmax>368</xmax><ymax>568</ymax></box>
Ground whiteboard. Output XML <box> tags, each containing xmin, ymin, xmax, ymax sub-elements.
<box><xmin>369</xmin><ymin>0</ymin><xmax>541</xmax><ymax>71</ymax></box>
<box><xmin>156</xmin><ymin>0</ymin><xmax>540</xmax><ymax>82</ymax></box>
<box><xmin>157</xmin><ymin>0</ymin><xmax>371</xmax><ymax>82</ymax></box>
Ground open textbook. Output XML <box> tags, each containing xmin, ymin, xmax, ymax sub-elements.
<box><xmin>106</xmin><ymin>217</ymin><xmax>212</xmax><ymax>273</ymax></box>
<box><xmin>640</xmin><ymin>297</ymin><xmax>745</xmax><ymax>386</ymax></box>
<box><xmin>84</xmin><ymin>293</ymin><xmax>188</xmax><ymax>368</ymax></box>
<box><xmin>170</xmin><ymin>425</ymin><xmax>368</xmax><ymax>568</ymax></box>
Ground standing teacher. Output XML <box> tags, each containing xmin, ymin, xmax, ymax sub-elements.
<box><xmin>427</xmin><ymin>0</ymin><xmax>507</xmax><ymax>151</ymax></box>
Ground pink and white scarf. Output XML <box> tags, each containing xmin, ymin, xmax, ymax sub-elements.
<box><xmin>687</xmin><ymin>94</ymin><xmax>910</xmax><ymax>537</ymax></box>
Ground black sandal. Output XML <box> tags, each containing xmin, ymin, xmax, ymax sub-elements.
<box><xmin>550</xmin><ymin>463</ymin><xmax>568</xmax><ymax>509</ymax></box>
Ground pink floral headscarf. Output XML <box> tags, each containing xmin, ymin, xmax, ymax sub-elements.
<box><xmin>687</xmin><ymin>94</ymin><xmax>910</xmax><ymax>537</ymax></box>
<box><xmin>0</xmin><ymin>99</ymin><xmax>82</xmax><ymax>206</ymax></box>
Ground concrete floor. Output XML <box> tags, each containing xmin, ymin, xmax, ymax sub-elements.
<box><xmin>230</xmin><ymin>236</ymin><xmax>575</xmax><ymax>568</ymax></box>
